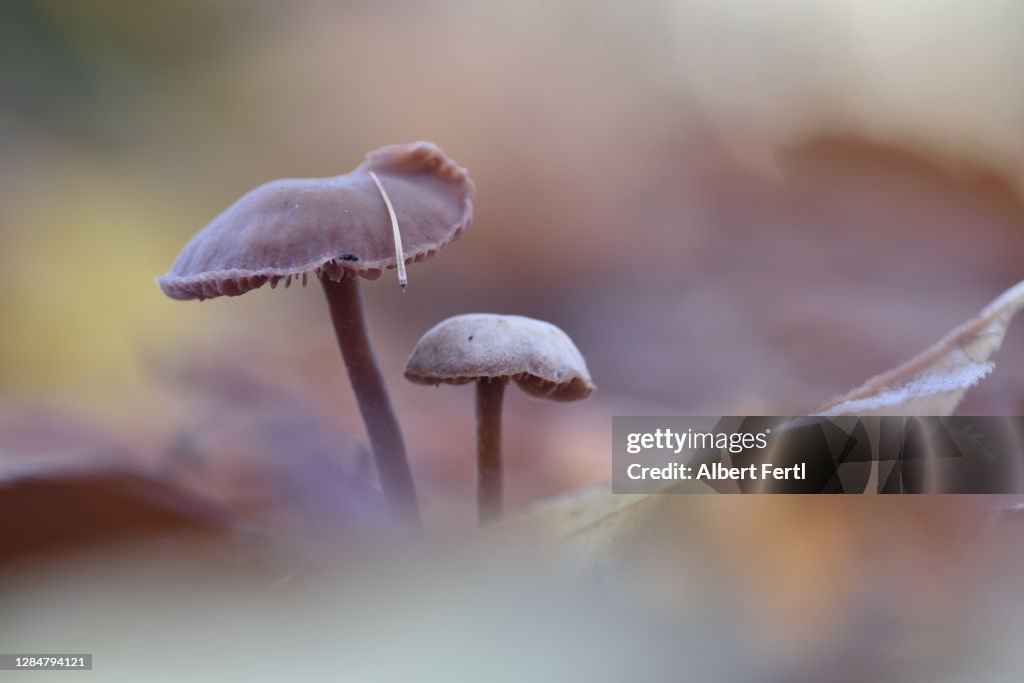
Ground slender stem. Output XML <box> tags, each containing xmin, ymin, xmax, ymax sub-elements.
<box><xmin>475</xmin><ymin>379</ymin><xmax>505</xmax><ymax>524</ymax></box>
<box><xmin>321</xmin><ymin>275</ymin><xmax>420</xmax><ymax>526</ymax></box>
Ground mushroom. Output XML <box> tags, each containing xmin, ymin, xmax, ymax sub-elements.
<box><xmin>403</xmin><ymin>314</ymin><xmax>594</xmax><ymax>523</ymax></box>
<box><xmin>157</xmin><ymin>142</ymin><xmax>475</xmax><ymax>525</ymax></box>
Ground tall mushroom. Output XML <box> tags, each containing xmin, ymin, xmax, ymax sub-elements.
<box><xmin>403</xmin><ymin>314</ymin><xmax>594</xmax><ymax>523</ymax></box>
<box><xmin>157</xmin><ymin>142</ymin><xmax>475</xmax><ymax>525</ymax></box>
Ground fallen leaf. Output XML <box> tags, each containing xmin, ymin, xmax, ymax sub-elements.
<box><xmin>817</xmin><ymin>279</ymin><xmax>1024</xmax><ymax>416</ymax></box>
<box><xmin>495</xmin><ymin>480</ymin><xmax>714</xmax><ymax>572</ymax></box>
<box><xmin>0</xmin><ymin>459</ymin><xmax>236</xmax><ymax>567</ymax></box>
<box><xmin>0</xmin><ymin>407</ymin><xmax>237</xmax><ymax>567</ymax></box>
<box><xmin>505</xmin><ymin>280</ymin><xmax>1024</xmax><ymax>609</ymax></box>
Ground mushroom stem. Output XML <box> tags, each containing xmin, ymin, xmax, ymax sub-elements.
<box><xmin>475</xmin><ymin>379</ymin><xmax>505</xmax><ymax>524</ymax></box>
<box><xmin>321</xmin><ymin>275</ymin><xmax>420</xmax><ymax>526</ymax></box>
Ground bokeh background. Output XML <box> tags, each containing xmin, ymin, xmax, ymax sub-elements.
<box><xmin>4</xmin><ymin>1</ymin><xmax>1024</xmax><ymax>679</ymax></box>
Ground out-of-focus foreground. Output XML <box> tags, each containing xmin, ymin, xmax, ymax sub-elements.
<box><xmin>3</xmin><ymin>1</ymin><xmax>1024</xmax><ymax>680</ymax></box>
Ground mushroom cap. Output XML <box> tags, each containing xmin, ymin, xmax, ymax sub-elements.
<box><xmin>157</xmin><ymin>142</ymin><xmax>474</xmax><ymax>300</ymax></box>
<box><xmin>404</xmin><ymin>314</ymin><xmax>595</xmax><ymax>402</ymax></box>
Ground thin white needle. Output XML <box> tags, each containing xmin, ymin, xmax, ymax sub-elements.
<box><xmin>369</xmin><ymin>170</ymin><xmax>407</xmax><ymax>290</ymax></box>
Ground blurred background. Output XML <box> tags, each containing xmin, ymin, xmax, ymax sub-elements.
<box><xmin>3</xmin><ymin>1</ymin><xmax>1024</xmax><ymax>679</ymax></box>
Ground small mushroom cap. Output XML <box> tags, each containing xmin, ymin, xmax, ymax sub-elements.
<box><xmin>404</xmin><ymin>314</ymin><xmax>595</xmax><ymax>402</ymax></box>
<box><xmin>157</xmin><ymin>142</ymin><xmax>474</xmax><ymax>300</ymax></box>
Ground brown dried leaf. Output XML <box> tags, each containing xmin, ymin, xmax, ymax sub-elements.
<box><xmin>0</xmin><ymin>405</ymin><xmax>237</xmax><ymax>566</ymax></box>
<box><xmin>0</xmin><ymin>460</ymin><xmax>235</xmax><ymax>567</ymax></box>
<box><xmin>817</xmin><ymin>280</ymin><xmax>1024</xmax><ymax>417</ymax></box>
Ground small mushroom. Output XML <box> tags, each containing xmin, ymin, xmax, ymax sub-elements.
<box><xmin>157</xmin><ymin>142</ymin><xmax>475</xmax><ymax>525</ymax></box>
<box><xmin>404</xmin><ymin>314</ymin><xmax>594</xmax><ymax>523</ymax></box>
